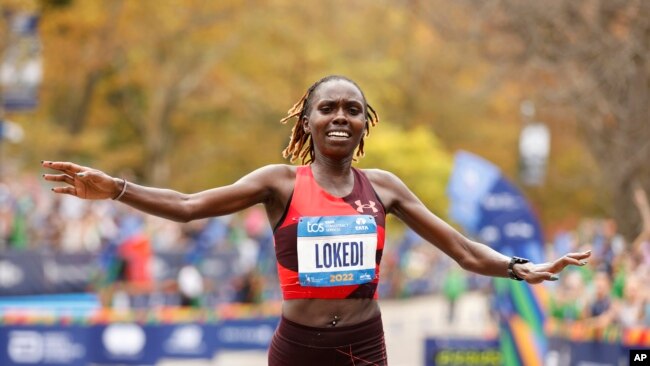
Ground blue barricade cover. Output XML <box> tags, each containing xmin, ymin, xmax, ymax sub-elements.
<box><xmin>155</xmin><ymin>323</ymin><xmax>217</xmax><ymax>360</ymax></box>
<box><xmin>0</xmin><ymin>251</ymin><xmax>48</xmax><ymax>296</ymax></box>
<box><xmin>89</xmin><ymin>324</ymin><xmax>162</xmax><ymax>366</ymax></box>
<box><xmin>0</xmin><ymin>318</ymin><xmax>279</xmax><ymax>365</ymax></box>
<box><xmin>0</xmin><ymin>325</ymin><xmax>90</xmax><ymax>366</ymax></box>
<box><xmin>214</xmin><ymin>318</ymin><xmax>279</xmax><ymax>351</ymax></box>
<box><xmin>0</xmin><ymin>251</ymin><xmax>98</xmax><ymax>296</ymax></box>
<box><xmin>546</xmin><ymin>337</ymin><xmax>632</xmax><ymax>366</ymax></box>
<box><xmin>0</xmin><ymin>250</ymin><xmax>242</xmax><ymax>298</ymax></box>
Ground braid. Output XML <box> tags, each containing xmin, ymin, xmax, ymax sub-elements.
<box><xmin>280</xmin><ymin>90</ymin><xmax>312</xmax><ymax>163</ymax></box>
<box><xmin>281</xmin><ymin>76</ymin><xmax>379</xmax><ymax>164</ymax></box>
<box><xmin>356</xmin><ymin>103</ymin><xmax>379</xmax><ymax>160</ymax></box>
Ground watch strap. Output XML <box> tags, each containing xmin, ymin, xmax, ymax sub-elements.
<box><xmin>508</xmin><ymin>256</ymin><xmax>529</xmax><ymax>281</ymax></box>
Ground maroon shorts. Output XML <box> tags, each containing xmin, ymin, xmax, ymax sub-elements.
<box><xmin>268</xmin><ymin>314</ymin><xmax>387</xmax><ymax>366</ymax></box>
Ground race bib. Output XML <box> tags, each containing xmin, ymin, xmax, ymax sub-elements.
<box><xmin>297</xmin><ymin>215</ymin><xmax>377</xmax><ymax>287</ymax></box>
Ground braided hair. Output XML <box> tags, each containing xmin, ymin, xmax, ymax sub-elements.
<box><xmin>280</xmin><ymin>75</ymin><xmax>379</xmax><ymax>164</ymax></box>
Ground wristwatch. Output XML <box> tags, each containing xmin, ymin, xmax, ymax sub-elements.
<box><xmin>508</xmin><ymin>256</ymin><xmax>530</xmax><ymax>281</ymax></box>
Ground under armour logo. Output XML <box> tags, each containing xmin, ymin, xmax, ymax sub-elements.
<box><xmin>354</xmin><ymin>200</ymin><xmax>378</xmax><ymax>213</ymax></box>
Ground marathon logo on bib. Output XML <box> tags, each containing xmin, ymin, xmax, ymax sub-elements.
<box><xmin>297</xmin><ymin>215</ymin><xmax>377</xmax><ymax>287</ymax></box>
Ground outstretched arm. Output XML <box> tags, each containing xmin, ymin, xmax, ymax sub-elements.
<box><xmin>42</xmin><ymin>161</ymin><xmax>290</xmax><ymax>223</ymax></box>
<box><xmin>366</xmin><ymin>169</ymin><xmax>590</xmax><ymax>284</ymax></box>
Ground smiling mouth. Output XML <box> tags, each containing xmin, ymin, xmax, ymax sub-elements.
<box><xmin>327</xmin><ymin>131</ymin><xmax>351</xmax><ymax>138</ymax></box>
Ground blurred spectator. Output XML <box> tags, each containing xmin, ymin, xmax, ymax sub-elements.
<box><xmin>549</xmin><ymin>270</ymin><xmax>585</xmax><ymax>321</ymax></box>
<box><xmin>631</xmin><ymin>185</ymin><xmax>650</xmax><ymax>328</ymax></box>
<box><xmin>632</xmin><ymin>185</ymin><xmax>650</xmax><ymax>278</ymax></box>
<box><xmin>177</xmin><ymin>264</ymin><xmax>205</xmax><ymax>307</ymax></box>
<box><xmin>584</xmin><ymin>271</ymin><xmax>612</xmax><ymax>318</ymax></box>
<box><xmin>442</xmin><ymin>265</ymin><xmax>467</xmax><ymax>324</ymax></box>
<box><xmin>118</xmin><ymin>233</ymin><xmax>153</xmax><ymax>292</ymax></box>
<box><xmin>643</xmin><ymin>288</ymin><xmax>650</xmax><ymax>327</ymax></box>
<box><xmin>146</xmin><ymin>215</ymin><xmax>183</xmax><ymax>252</ymax></box>
<box><xmin>612</xmin><ymin>274</ymin><xmax>644</xmax><ymax>329</ymax></box>
<box><xmin>244</xmin><ymin>207</ymin><xmax>276</xmax><ymax>276</ymax></box>
<box><xmin>233</xmin><ymin>270</ymin><xmax>264</xmax><ymax>304</ymax></box>
<box><xmin>611</xmin><ymin>254</ymin><xmax>635</xmax><ymax>300</ymax></box>
<box><xmin>581</xmin><ymin>271</ymin><xmax>614</xmax><ymax>335</ymax></box>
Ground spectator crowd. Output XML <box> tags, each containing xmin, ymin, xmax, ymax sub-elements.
<box><xmin>545</xmin><ymin>185</ymin><xmax>650</xmax><ymax>334</ymax></box>
<box><xmin>1</xmin><ymin>174</ymin><xmax>649</xmax><ymax>333</ymax></box>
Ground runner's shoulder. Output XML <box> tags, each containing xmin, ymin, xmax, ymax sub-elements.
<box><xmin>359</xmin><ymin>168</ymin><xmax>408</xmax><ymax>211</ymax></box>
<box><xmin>253</xmin><ymin>164</ymin><xmax>298</xmax><ymax>186</ymax></box>
<box><xmin>359</xmin><ymin>168</ymin><xmax>402</xmax><ymax>189</ymax></box>
<box><xmin>257</xmin><ymin>163</ymin><xmax>297</xmax><ymax>176</ymax></box>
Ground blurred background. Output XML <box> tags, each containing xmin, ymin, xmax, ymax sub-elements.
<box><xmin>0</xmin><ymin>0</ymin><xmax>648</xmax><ymax>365</ymax></box>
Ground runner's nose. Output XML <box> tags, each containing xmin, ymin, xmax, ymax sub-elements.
<box><xmin>332</xmin><ymin>108</ymin><xmax>348</xmax><ymax>125</ymax></box>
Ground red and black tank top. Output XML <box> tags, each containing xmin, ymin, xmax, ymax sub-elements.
<box><xmin>273</xmin><ymin>165</ymin><xmax>386</xmax><ymax>300</ymax></box>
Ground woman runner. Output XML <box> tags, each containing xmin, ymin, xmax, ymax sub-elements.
<box><xmin>43</xmin><ymin>75</ymin><xmax>590</xmax><ymax>365</ymax></box>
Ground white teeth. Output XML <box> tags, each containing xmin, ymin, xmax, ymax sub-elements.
<box><xmin>328</xmin><ymin>131</ymin><xmax>349</xmax><ymax>137</ymax></box>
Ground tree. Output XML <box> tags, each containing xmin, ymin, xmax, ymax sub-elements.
<box><xmin>37</xmin><ymin>0</ymin><xmax>257</xmax><ymax>185</ymax></box>
<box><xmin>411</xmin><ymin>0</ymin><xmax>650</xmax><ymax>239</ymax></box>
<box><xmin>18</xmin><ymin>0</ymin><xmax>606</xmax><ymax>235</ymax></box>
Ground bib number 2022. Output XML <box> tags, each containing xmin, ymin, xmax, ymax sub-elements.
<box><xmin>330</xmin><ymin>273</ymin><xmax>353</xmax><ymax>283</ymax></box>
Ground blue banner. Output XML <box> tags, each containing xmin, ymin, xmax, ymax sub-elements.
<box><xmin>213</xmin><ymin>318</ymin><xmax>279</xmax><ymax>351</ymax></box>
<box><xmin>0</xmin><ymin>249</ymin><xmax>245</xmax><ymax>297</ymax></box>
<box><xmin>44</xmin><ymin>253</ymin><xmax>100</xmax><ymax>294</ymax></box>
<box><xmin>0</xmin><ymin>251</ymin><xmax>97</xmax><ymax>296</ymax></box>
<box><xmin>0</xmin><ymin>325</ymin><xmax>90</xmax><ymax>366</ymax></box>
<box><xmin>476</xmin><ymin>178</ymin><xmax>544</xmax><ymax>262</ymax></box>
<box><xmin>447</xmin><ymin>151</ymin><xmax>546</xmax><ymax>365</ymax></box>
<box><xmin>156</xmin><ymin>323</ymin><xmax>216</xmax><ymax>360</ymax></box>
<box><xmin>546</xmin><ymin>337</ymin><xmax>632</xmax><ymax>366</ymax></box>
<box><xmin>0</xmin><ymin>251</ymin><xmax>47</xmax><ymax>296</ymax></box>
<box><xmin>447</xmin><ymin>151</ymin><xmax>544</xmax><ymax>262</ymax></box>
<box><xmin>89</xmin><ymin>323</ymin><xmax>162</xmax><ymax>366</ymax></box>
<box><xmin>447</xmin><ymin>151</ymin><xmax>501</xmax><ymax>233</ymax></box>
<box><xmin>0</xmin><ymin>318</ymin><xmax>281</xmax><ymax>366</ymax></box>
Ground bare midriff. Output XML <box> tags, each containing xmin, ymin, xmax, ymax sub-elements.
<box><xmin>282</xmin><ymin>298</ymin><xmax>381</xmax><ymax>328</ymax></box>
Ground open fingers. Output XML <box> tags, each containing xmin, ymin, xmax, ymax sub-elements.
<box><xmin>525</xmin><ymin>271</ymin><xmax>559</xmax><ymax>284</ymax></box>
<box><xmin>539</xmin><ymin>272</ymin><xmax>559</xmax><ymax>282</ymax></box>
<box><xmin>567</xmin><ymin>250</ymin><xmax>592</xmax><ymax>260</ymax></box>
<box><xmin>550</xmin><ymin>250</ymin><xmax>591</xmax><ymax>272</ymax></box>
<box><xmin>41</xmin><ymin>161</ymin><xmax>86</xmax><ymax>175</ymax></box>
<box><xmin>51</xmin><ymin>186</ymin><xmax>77</xmax><ymax>196</ymax></box>
<box><xmin>559</xmin><ymin>255</ymin><xmax>586</xmax><ymax>267</ymax></box>
<box><xmin>43</xmin><ymin>173</ymin><xmax>75</xmax><ymax>186</ymax></box>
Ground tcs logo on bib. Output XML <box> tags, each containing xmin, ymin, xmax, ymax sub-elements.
<box><xmin>307</xmin><ymin>222</ymin><xmax>325</xmax><ymax>233</ymax></box>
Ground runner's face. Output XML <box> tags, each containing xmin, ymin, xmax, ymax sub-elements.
<box><xmin>303</xmin><ymin>80</ymin><xmax>367</xmax><ymax>161</ymax></box>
